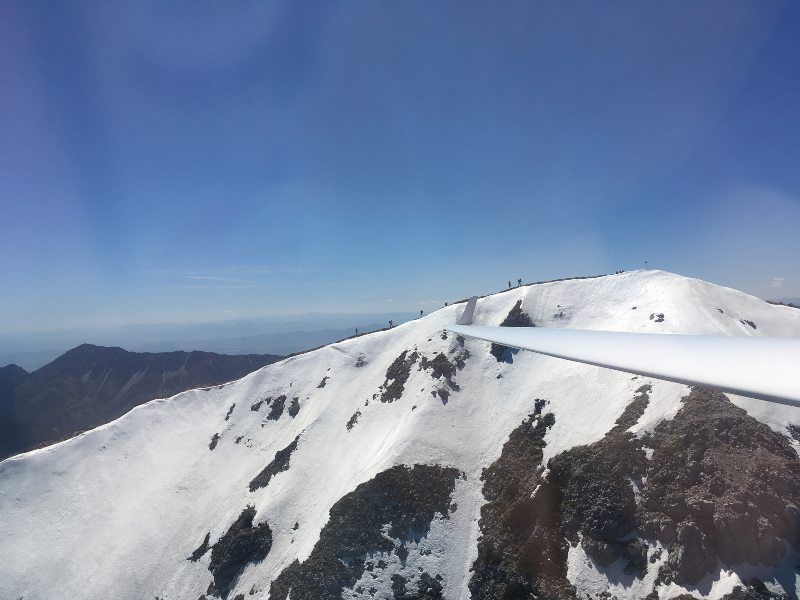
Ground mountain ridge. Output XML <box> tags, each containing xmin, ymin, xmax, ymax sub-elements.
<box><xmin>0</xmin><ymin>343</ymin><xmax>282</xmax><ymax>460</ymax></box>
<box><xmin>2</xmin><ymin>270</ymin><xmax>800</xmax><ymax>599</ymax></box>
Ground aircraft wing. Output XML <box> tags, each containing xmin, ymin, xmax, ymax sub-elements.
<box><xmin>446</xmin><ymin>297</ymin><xmax>800</xmax><ymax>406</ymax></box>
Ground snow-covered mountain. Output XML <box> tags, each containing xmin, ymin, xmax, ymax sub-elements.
<box><xmin>3</xmin><ymin>270</ymin><xmax>800</xmax><ymax>600</ymax></box>
<box><xmin>0</xmin><ymin>345</ymin><xmax>282</xmax><ymax>460</ymax></box>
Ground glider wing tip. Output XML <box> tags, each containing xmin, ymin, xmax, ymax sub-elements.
<box><xmin>456</xmin><ymin>296</ymin><xmax>478</xmax><ymax>325</ymax></box>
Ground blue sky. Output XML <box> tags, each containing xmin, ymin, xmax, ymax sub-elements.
<box><xmin>1</xmin><ymin>1</ymin><xmax>799</xmax><ymax>335</ymax></box>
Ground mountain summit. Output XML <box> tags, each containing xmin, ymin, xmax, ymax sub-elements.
<box><xmin>2</xmin><ymin>271</ymin><xmax>800</xmax><ymax>599</ymax></box>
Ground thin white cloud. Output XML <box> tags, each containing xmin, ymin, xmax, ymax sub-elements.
<box><xmin>771</xmin><ymin>277</ymin><xmax>785</xmax><ymax>288</ymax></box>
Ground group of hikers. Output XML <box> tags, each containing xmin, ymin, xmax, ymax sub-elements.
<box><xmin>369</xmin><ymin>270</ymin><xmax>637</xmax><ymax>335</ymax></box>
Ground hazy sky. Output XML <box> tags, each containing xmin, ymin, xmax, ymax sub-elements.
<box><xmin>2</xmin><ymin>1</ymin><xmax>799</xmax><ymax>335</ymax></box>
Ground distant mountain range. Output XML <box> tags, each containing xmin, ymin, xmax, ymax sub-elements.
<box><xmin>0</xmin><ymin>344</ymin><xmax>281</xmax><ymax>460</ymax></box>
<box><xmin>770</xmin><ymin>296</ymin><xmax>800</xmax><ymax>308</ymax></box>
<box><xmin>0</xmin><ymin>313</ymin><xmax>416</xmax><ymax>370</ymax></box>
<box><xmin>134</xmin><ymin>324</ymin><xmax>391</xmax><ymax>356</ymax></box>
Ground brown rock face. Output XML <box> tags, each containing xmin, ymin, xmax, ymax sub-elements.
<box><xmin>548</xmin><ymin>385</ymin><xmax>651</xmax><ymax>572</ymax></box>
<box><xmin>270</xmin><ymin>464</ymin><xmax>460</xmax><ymax>600</ymax></box>
<box><xmin>469</xmin><ymin>399</ymin><xmax>576</xmax><ymax>599</ymax></box>
<box><xmin>638</xmin><ymin>388</ymin><xmax>800</xmax><ymax>585</ymax></box>
<box><xmin>470</xmin><ymin>385</ymin><xmax>800</xmax><ymax>596</ymax></box>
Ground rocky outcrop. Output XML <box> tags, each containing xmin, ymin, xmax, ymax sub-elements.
<box><xmin>548</xmin><ymin>385</ymin><xmax>651</xmax><ymax>571</ymax></box>
<box><xmin>638</xmin><ymin>388</ymin><xmax>800</xmax><ymax>585</ymax></box>
<box><xmin>208</xmin><ymin>506</ymin><xmax>272</xmax><ymax>597</ymax></box>
<box><xmin>470</xmin><ymin>383</ymin><xmax>800</xmax><ymax>597</ymax></box>
<box><xmin>469</xmin><ymin>400</ymin><xmax>574</xmax><ymax>599</ymax></box>
<box><xmin>188</xmin><ymin>532</ymin><xmax>211</xmax><ymax>562</ymax></box>
<box><xmin>270</xmin><ymin>464</ymin><xmax>460</xmax><ymax>600</ymax></box>
<box><xmin>248</xmin><ymin>434</ymin><xmax>301</xmax><ymax>492</ymax></box>
<box><xmin>490</xmin><ymin>300</ymin><xmax>535</xmax><ymax>362</ymax></box>
<box><xmin>288</xmin><ymin>397</ymin><xmax>300</xmax><ymax>417</ymax></box>
<box><xmin>380</xmin><ymin>351</ymin><xmax>420</xmax><ymax>402</ymax></box>
<box><xmin>265</xmin><ymin>395</ymin><xmax>287</xmax><ymax>420</ymax></box>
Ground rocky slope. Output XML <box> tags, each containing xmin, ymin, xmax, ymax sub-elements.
<box><xmin>2</xmin><ymin>271</ymin><xmax>800</xmax><ymax>600</ymax></box>
<box><xmin>0</xmin><ymin>344</ymin><xmax>281</xmax><ymax>459</ymax></box>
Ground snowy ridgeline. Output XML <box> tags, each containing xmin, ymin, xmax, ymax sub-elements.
<box><xmin>2</xmin><ymin>270</ymin><xmax>800</xmax><ymax>600</ymax></box>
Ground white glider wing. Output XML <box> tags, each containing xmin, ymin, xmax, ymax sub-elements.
<box><xmin>447</xmin><ymin>297</ymin><xmax>800</xmax><ymax>406</ymax></box>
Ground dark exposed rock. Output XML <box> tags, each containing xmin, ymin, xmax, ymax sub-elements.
<box><xmin>471</xmin><ymin>388</ymin><xmax>655</xmax><ymax>599</ymax></box>
<box><xmin>225</xmin><ymin>404</ymin><xmax>235</xmax><ymax>421</ymax></box>
<box><xmin>380</xmin><ymin>350</ymin><xmax>419</xmax><ymax>403</ymax></box>
<box><xmin>386</xmin><ymin>571</ymin><xmax>445</xmax><ymax>599</ymax></box>
<box><xmin>232</xmin><ymin>594</ymin><xmax>244</xmax><ymax>600</ymax></box>
<box><xmin>451</xmin><ymin>345</ymin><xmax>470</xmax><ymax>370</ymax></box>
<box><xmin>208</xmin><ymin>506</ymin><xmax>272</xmax><ymax>597</ymax></box>
<box><xmin>209</xmin><ymin>433</ymin><xmax>220</xmax><ymax>451</ymax></box>
<box><xmin>610</xmin><ymin>384</ymin><xmax>651</xmax><ymax>433</ymax></box>
<box><xmin>392</xmin><ymin>574</ymin><xmax>408</xmax><ymax>598</ymax></box>
<box><xmin>532</xmin><ymin>385</ymin><xmax>800</xmax><ymax>587</ymax></box>
<box><xmin>249</xmin><ymin>434</ymin><xmax>301</xmax><ymax>492</ymax></box>
<box><xmin>547</xmin><ymin>385</ymin><xmax>651</xmax><ymax>569</ymax></box>
<box><xmin>250</xmin><ymin>398</ymin><xmax>266</xmax><ymax>412</ymax></box>
<box><xmin>622</xmin><ymin>539</ymin><xmax>649</xmax><ymax>576</ymax></box>
<box><xmin>270</xmin><ymin>464</ymin><xmax>460</xmax><ymax>600</ymax></box>
<box><xmin>469</xmin><ymin>383</ymin><xmax>800</xmax><ymax>594</ymax></box>
<box><xmin>740</xmin><ymin>319</ymin><xmax>757</xmax><ymax>330</ymax></box>
<box><xmin>317</xmin><ymin>376</ymin><xmax>329</xmax><ymax>388</ymax></box>
<box><xmin>637</xmin><ymin>387</ymin><xmax>800</xmax><ymax>585</ymax></box>
<box><xmin>346</xmin><ymin>411</ymin><xmax>361</xmax><ymax>431</ymax></box>
<box><xmin>490</xmin><ymin>300</ymin><xmax>535</xmax><ymax>363</ymax></box>
<box><xmin>470</xmin><ymin>407</ymin><xmax>574</xmax><ymax>599</ymax></box>
<box><xmin>418</xmin><ymin>353</ymin><xmax>464</xmax><ymax>394</ymax></box>
<box><xmin>288</xmin><ymin>397</ymin><xmax>300</xmax><ymax>418</ymax></box>
<box><xmin>396</xmin><ymin>544</ymin><xmax>409</xmax><ymax>561</ymax></box>
<box><xmin>500</xmin><ymin>300</ymin><xmax>535</xmax><ymax>328</ymax></box>
<box><xmin>266</xmin><ymin>395</ymin><xmax>286</xmax><ymax>421</ymax></box>
<box><xmin>414</xmin><ymin>344</ymin><xmax>470</xmax><ymax>396</ymax></box>
<box><xmin>355</xmin><ymin>354</ymin><xmax>368</xmax><ymax>368</ymax></box>
<box><xmin>419</xmin><ymin>353</ymin><xmax>456</xmax><ymax>381</ymax></box>
<box><xmin>417</xmin><ymin>572</ymin><xmax>444</xmax><ymax>599</ymax></box>
<box><xmin>188</xmin><ymin>532</ymin><xmax>211</xmax><ymax>562</ymax></box>
<box><xmin>650</xmin><ymin>313</ymin><xmax>665</xmax><ymax>323</ymax></box>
